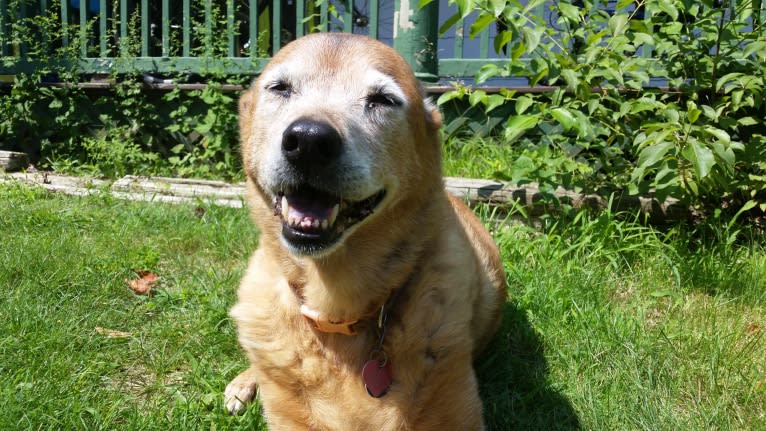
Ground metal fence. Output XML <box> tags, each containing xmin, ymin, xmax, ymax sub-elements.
<box><xmin>0</xmin><ymin>1</ymin><xmax>763</xmax><ymax>82</ymax></box>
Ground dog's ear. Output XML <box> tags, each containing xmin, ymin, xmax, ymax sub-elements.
<box><xmin>424</xmin><ymin>97</ymin><xmax>442</xmax><ymax>131</ymax></box>
<box><xmin>238</xmin><ymin>85</ymin><xmax>257</xmax><ymax>172</ymax></box>
<box><xmin>238</xmin><ymin>86</ymin><xmax>256</xmax><ymax>146</ymax></box>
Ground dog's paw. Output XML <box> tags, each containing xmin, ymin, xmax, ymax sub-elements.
<box><xmin>224</xmin><ymin>371</ymin><xmax>259</xmax><ymax>415</ymax></box>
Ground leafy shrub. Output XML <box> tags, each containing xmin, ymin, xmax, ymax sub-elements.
<box><xmin>0</xmin><ymin>0</ymin><xmax>248</xmax><ymax>180</ymax></box>
<box><xmin>435</xmin><ymin>0</ymin><xmax>766</xmax><ymax>214</ymax></box>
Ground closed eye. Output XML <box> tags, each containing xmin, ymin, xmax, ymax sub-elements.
<box><xmin>265</xmin><ymin>80</ymin><xmax>293</xmax><ymax>98</ymax></box>
<box><xmin>365</xmin><ymin>92</ymin><xmax>402</xmax><ymax>110</ymax></box>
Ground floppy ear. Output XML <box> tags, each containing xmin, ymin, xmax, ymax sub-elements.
<box><xmin>238</xmin><ymin>86</ymin><xmax>255</xmax><ymax>145</ymax></box>
<box><xmin>424</xmin><ymin>97</ymin><xmax>442</xmax><ymax>131</ymax></box>
<box><xmin>238</xmin><ymin>85</ymin><xmax>257</xmax><ymax>170</ymax></box>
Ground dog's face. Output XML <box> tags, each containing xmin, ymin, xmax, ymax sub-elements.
<box><xmin>240</xmin><ymin>33</ymin><xmax>442</xmax><ymax>257</ymax></box>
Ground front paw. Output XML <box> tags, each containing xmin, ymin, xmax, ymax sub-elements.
<box><xmin>224</xmin><ymin>369</ymin><xmax>259</xmax><ymax>415</ymax></box>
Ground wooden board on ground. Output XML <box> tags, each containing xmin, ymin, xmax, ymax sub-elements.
<box><xmin>0</xmin><ymin>151</ymin><xmax>29</xmax><ymax>172</ymax></box>
<box><xmin>1</xmin><ymin>172</ymin><xmax>687</xmax><ymax>222</ymax></box>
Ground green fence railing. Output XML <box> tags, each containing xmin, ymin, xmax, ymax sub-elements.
<box><xmin>3</xmin><ymin>0</ymin><xmax>461</xmax><ymax>80</ymax></box>
<box><xmin>1</xmin><ymin>1</ymin><xmax>763</xmax><ymax>83</ymax></box>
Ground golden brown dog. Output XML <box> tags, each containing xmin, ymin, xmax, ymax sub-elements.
<box><xmin>225</xmin><ymin>33</ymin><xmax>506</xmax><ymax>430</ymax></box>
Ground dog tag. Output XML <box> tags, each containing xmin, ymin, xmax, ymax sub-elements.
<box><xmin>362</xmin><ymin>359</ymin><xmax>392</xmax><ymax>398</ymax></box>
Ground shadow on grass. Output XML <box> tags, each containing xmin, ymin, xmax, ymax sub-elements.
<box><xmin>477</xmin><ymin>301</ymin><xmax>581</xmax><ymax>430</ymax></box>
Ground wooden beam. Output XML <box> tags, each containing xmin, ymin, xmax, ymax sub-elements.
<box><xmin>0</xmin><ymin>151</ymin><xmax>29</xmax><ymax>171</ymax></box>
<box><xmin>1</xmin><ymin>173</ymin><xmax>688</xmax><ymax>222</ymax></box>
<box><xmin>444</xmin><ymin>177</ymin><xmax>686</xmax><ymax>223</ymax></box>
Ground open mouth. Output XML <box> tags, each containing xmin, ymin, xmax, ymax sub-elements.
<box><xmin>273</xmin><ymin>185</ymin><xmax>386</xmax><ymax>254</ymax></box>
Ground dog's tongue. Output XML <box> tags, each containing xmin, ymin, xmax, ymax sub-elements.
<box><xmin>288</xmin><ymin>194</ymin><xmax>333</xmax><ymax>219</ymax></box>
<box><xmin>284</xmin><ymin>190</ymin><xmax>340</xmax><ymax>229</ymax></box>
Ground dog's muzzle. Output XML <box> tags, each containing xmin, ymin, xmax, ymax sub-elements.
<box><xmin>273</xmin><ymin>119</ymin><xmax>386</xmax><ymax>255</ymax></box>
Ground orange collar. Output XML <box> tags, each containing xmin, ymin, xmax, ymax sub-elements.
<box><xmin>299</xmin><ymin>304</ymin><xmax>360</xmax><ymax>336</ymax></box>
<box><xmin>290</xmin><ymin>282</ymin><xmax>403</xmax><ymax>337</ymax></box>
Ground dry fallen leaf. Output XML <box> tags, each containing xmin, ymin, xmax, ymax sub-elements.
<box><xmin>126</xmin><ymin>270</ymin><xmax>159</xmax><ymax>295</ymax></box>
<box><xmin>95</xmin><ymin>327</ymin><xmax>133</xmax><ymax>339</ymax></box>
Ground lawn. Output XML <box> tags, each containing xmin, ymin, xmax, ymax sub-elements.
<box><xmin>1</xmin><ymin>181</ymin><xmax>765</xmax><ymax>430</ymax></box>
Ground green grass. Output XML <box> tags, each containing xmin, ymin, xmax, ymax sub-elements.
<box><xmin>0</xmin><ymin>183</ymin><xmax>264</xmax><ymax>430</ymax></box>
<box><xmin>1</xmin><ymin>182</ymin><xmax>765</xmax><ymax>430</ymax></box>
<box><xmin>442</xmin><ymin>136</ymin><xmax>593</xmax><ymax>189</ymax></box>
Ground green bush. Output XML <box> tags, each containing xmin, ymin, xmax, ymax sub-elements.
<box><xmin>0</xmin><ymin>0</ymin><xmax>248</xmax><ymax>180</ymax></box>
<box><xmin>435</xmin><ymin>0</ymin><xmax>766</xmax><ymax>214</ymax></box>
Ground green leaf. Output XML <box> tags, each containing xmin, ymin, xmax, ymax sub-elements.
<box><xmin>455</xmin><ymin>0</ymin><xmax>475</xmax><ymax>19</ymax></box>
<box><xmin>686</xmin><ymin>102</ymin><xmax>701</xmax><ymax>124</ymax></box>
<box><xmin>701</xmin><ymin>105</ymin><xmax>717</xmax><ymax>121</ymax></box>
<box><xmin>587</xmin><ymin>98</ymin><xmax>600</xmax><ymax>115</ymax></box>
<box><xmin>631</xmin><ymin>32</ymin><xmax>654</xmax><ymax>47</ymax></box>
<box><xmin>629</xmin><ymin>97</ymin><xmax>658</xmax><ymax>114</ymax></box>
<box><xmin>561</xmin><ymin>69</ymin><xmax>579</xmax><ymax>91</ymax></box>
<box><xmin>550</xmin><ymin>107</ymin><xmax>576</xmax><ymax>131</ymax></box>
<box><xmin>703</xmin><ymin>126</ymin><xmax>730</xmax><ymax>145</ymax></box>
<box><xmin>608</xmin><ymin>14</ymin><xmax>628</xmax><ymax>36</ymax></box>
<box><xmin>743</xmin><ymin>40</ymin><xmax>766</xmax><ymax>60</ymax></box>
<box><xmin>681</xmin><ymin>140</ymin><xmax>715</xmax><ymax>179</ymax></box>
<box><xmin>475</xmin><ymin>64</ymin><xmax>499</xmax><ymax>84</ymax></box>
<box><xmin>504</xmin><ymin>114</ymin><xmax>539</xmax><ymax>142</ymax></box>
<box><xmin>436</xmin><ymin>91</ymin><xmax>463</xmax><ymax>106</ymax></box>
<box><xmin>637</xmin><ymin>140</ymin><xmax>673</xmax><ymax>169</ymax></box>
<box><xmin>657</xmin><ymin>0</ymin><xmax>678</xmax><ymax>20</ymax></box>
<box><xmin>521</xmin><ymin>27</ymin><xmax>542</xmax><ymax>54</ymax></box>
<box><xmin>661</xmin><ymin>22</ymin><xmax>683</xmax><ymax>35</ymax></box>
<box><xmin>490</xmin><ymin>0</ymin><xmax>506</xmax><ymax>17</ymax></box>
<box><xmin>715</xmin><ymin>72</ymin><xmax>744</xmax><ymax>92</ymax></box>
<box><xmin>484</xmin><ymin>94</ymin><xmax>506</xmax><ymax>113</ymax></box>
<box><xmin>470</xmin><ymin>13</ymin><xmax>495</xmax><ymax>38</ymax></box>
<box><xmin>558</xmin><ymin>3</ymin><xmax>580</xmax><ymax>22</ymax></box>
<box><xmin>469</xmin><ymin>90</ymin><xmax>487</xmax><ymax>107</ymax></box>
<box><xmin>738</xmin><ymin>116</ymin><xmax>758</xmax><ymax>126</ymax></box>
<box><xmin>438</xmin><ymin>12</ymin><xmax>461</xmax><ymax>35</ymax></box>
<box><xmin>494</xmin><ymin>30</ymin><xmax>514</xmax><ymax>54</ymax></box>
<box><xmin>711</xmin><ymin>141</ymin><xmax>735</xmax><ymax>167</ymax></box>
<box><xmin>515</xmin><ymin>95</ymin><xmax>534</xmax><ymax>115</ymax></box>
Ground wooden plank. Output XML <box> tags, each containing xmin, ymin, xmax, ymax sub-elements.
<box><xmin>3</xmin><ymin>171</ymin><xmax>109</xmax><ymax>190</ymax></box>
<box><xmin>1</xmin><ymin>173</ymin><xmax>244</xmax><ymax>208</ymax></box>
<box><xmin>1</xmin><ymin>172</ymin><xmax>688</xmax><ymax>222</ymax></box>
<box><xmin>444</xmin><ymin>177</ymin><xmax>686</xmax><ymax>222</ymax></box>
<box><xmin>0</xmin><ymin>151</ymin><xmax>29</xmax><ymax>171</ymax></box>
<box><xmin>111</xmin><ymin>175</ymin><xmax>245</xmax><ymax>200</ymax></box>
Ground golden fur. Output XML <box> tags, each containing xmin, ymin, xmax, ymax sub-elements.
<box><xmin>225</xmin><ymin>33</ymin><xmax>506</xmax><ymax>430</ymax></box>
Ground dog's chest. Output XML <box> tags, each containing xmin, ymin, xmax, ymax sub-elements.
<box><xmin>251</xmin><ymin>311</ymin><xmax>373</xmax><ymax>383</ymax></box>
<box><xmin>257</xmin><ymin>323</ymin><xmax>411</xmax><ymax>428</ymax></box>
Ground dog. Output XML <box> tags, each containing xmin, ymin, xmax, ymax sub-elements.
<box><xmin>225</xmin><ymin>33</ymin><xmax>506</xmax><ymax>430</ymax></box>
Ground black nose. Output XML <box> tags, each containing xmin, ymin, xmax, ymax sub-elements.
<box><xmin>282</xmin><ymin>119</ymin><xmax>342</xmax><ymax>169</ymax></box>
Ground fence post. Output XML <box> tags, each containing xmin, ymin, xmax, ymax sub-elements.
<box><xmin>393</xmin><ymin>0</ymin><xmax>439</xmax><ymax>82</ymax></box>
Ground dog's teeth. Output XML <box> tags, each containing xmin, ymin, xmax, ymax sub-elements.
<box><xmin>288</xmin><ymin>216</ymin><xmax>298</xmax><ymax>227</ymax></box>
<box><xmin>312</xmin><ymin>219</ymin><xmax>320</xmax><ymax>228</ymax></box>
<box><xmin>329</xmin><ymin>204</ymin><xmax>339</xmax><ymax>227</ymax></box>
<box><xmin>321</xmin><ymin>220</ymin><xmax>328</xmax><ymax>230</ymax></box>
<box><xmin>281</xmin><ymin>196</ymin><xmax>289</xmax><ymax>220</ymax></box>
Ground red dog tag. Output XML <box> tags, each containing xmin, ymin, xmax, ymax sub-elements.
<box><xmin>362</xmin><ymin>359</ymin><xmax>392</xmax><ymax>398</ymax></box>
